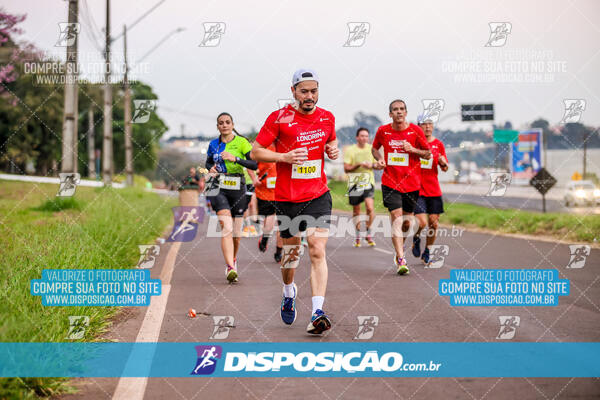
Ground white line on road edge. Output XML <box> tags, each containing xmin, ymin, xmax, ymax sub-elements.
<box><xmin>112</xmin><ymin>241</ymin><xmax>181</xmax><ymax>400</ymax></box>
<box><xmin>0</xmin><ymin>173</ymin><xmax>125</xmax><ymax>188</ymax></box>
<box><xmin>374</xmin><ymin>247</ymin><xmax>394</xmax><ymax>255</ymax></box>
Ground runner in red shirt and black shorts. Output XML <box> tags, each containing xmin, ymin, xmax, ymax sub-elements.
<box><xmin>372</xmin><ymin>100</ymin><xmax>431</xmax><ymax>275</ymax></box>
<box><xmin>412</xmin><ymin>117</ymin><xmax>448</xmax><ymax>265</ymax></box>
<box><xmin>254</xmin><ymin>143</ymin><xmax>284</xmax><ymax>262</ymax></box>
<box><xmin>252</xmin><ymin>68</ymin><xmax>339</xmax><ymax>335</ymax></box>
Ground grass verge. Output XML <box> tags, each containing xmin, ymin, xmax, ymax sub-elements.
<box><xmin>0</xmin><ymin>180</ymin><xmax>177</xmax><ymax>398</ymax></box>
<box><xmin>328</xmin><ymin>180</ymin><xmax>598</xmax><ymax>243</ymax></box>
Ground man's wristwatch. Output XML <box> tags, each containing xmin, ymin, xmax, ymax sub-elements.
<box><xmin>234</xmin><ymin>156</ymin><xmax>240</xmax><ymax>163</ymax></box>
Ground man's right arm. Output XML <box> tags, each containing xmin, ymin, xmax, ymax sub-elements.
<box><xmin>251</xmin><ymin>142</ymin><xmax>283</xmax><ymax>163</ymax></box>
<box><xmin>253</xmin><ymin>112</ymin><xmax>309</xmax><ymax>164</ymax></box>
<box><xmin>252</xmin><ymin>142</ymin><xmax>308</xmax><ymax>165</ymax></box>
<box><xmin>371</xmin><ymin>131</ymin><xmax>386</xmax><ymax>169</ymax></box>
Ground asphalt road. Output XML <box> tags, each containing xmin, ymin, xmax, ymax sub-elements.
<box><xmin>66</xmin><ymin>212</ymin><xmax>600</xmax><ymax>400</ymax></box>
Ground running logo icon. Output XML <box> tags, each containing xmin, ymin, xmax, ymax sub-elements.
<box><xmin>136</xmin><ymin>245</ymin><xmax>160</xmax><ymax>269</ymax></box>
<box><xmin>132</xmin><ymin>100</ymin><xmax>156</xmax><ymax>123</ymax></box>
<box><xmin>354</xmin><ymin>316</ymin><xmax>379</xmax><ymax>340</ymax></box>
<box><xmin>347</xmin><ymin>172</ymin><xmax>371</xmax><ymax>197</ymax></box>
<box><xmin>168</xmin><ymin>207</ymin><xmax>204</xmax><ymax>242</ymax></box>
<box><xmin>486</xmin><ymin>172</ymin><xmax>511</xmax><ymax>196</ymax></box>
<box><xmin>191</xmin><ymin>345</ymin><xmax>222</xmax><ymax>375</ymax></box>
<box><xmin>199</xmin><ymin>22</ymin><xmax>226</xmax><ymax>47</ymax></box>
<box><xmin>344</xmin><ymin>22</ymin><xmax>370</xmax><ymax>47</ymax></box>
<box><xmin>485</xmin><ymin>22</ymin><xmax>511</xmax><ymax>47</ymax></box>
<box><xmin>204</xmin><ymin>174</ymin><xmax>221</xmax><ymax>197</ymax></box>
<box><xmin>55</xmin><ymin>22</ymin><xmax>80</xmax><ymax>47</ymax></box>
<box><xmin>275</xmin><ymin>99</ymin><xmax>296</xmax><ymax>124</ymax></box>
<box><xmin>560</xmin><ymin>99</ymin><xmax>586</xmax><ymax>124</ymax></box>
<box><xmin>420</xmin><ymin>99</ymin><xmax>445</xmax><ymax>123</ymax></box>
<box><xmin>425</xmin><ymin>245</ymin><xmax>449</xmax><ymax>269</ymax></box>
<box><xmin>66</xmin><ymin>316</ymin><xmax>89</xmax><ymax>340</ymax></box>
<box><xmin>566</xmin><ymin>245</ymin><xmax>590</xmax><ymax>269</ymax></box>
<box><xmin>496</xmin><ymin>316</ymin><xmax>520</xmax><ymax>339</ymax></box>
<box><xmin>210</xmin><ymin>316</ymin><xmax>235</xmax><ymax>339</ymax></box>
<box><xmin>57</xmin><ymin>173</ymin><xmax>80</xmax><ymax>197</ymax></box>
<box><xmin>281</xmin><ymin>245</ymin><xmax>301</xmax><ymax>269</ymax></box>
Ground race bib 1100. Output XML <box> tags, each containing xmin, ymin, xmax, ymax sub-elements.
<box><xmin>291</xmin><ymin>159</ymin><xmax>321</xmax><ymax>179</ymax></box>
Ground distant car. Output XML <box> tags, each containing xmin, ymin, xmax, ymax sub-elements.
<box><xmin>563</xmin><ymin>180</ymin><xmax>600</xmax><ymax>207</ymax></box>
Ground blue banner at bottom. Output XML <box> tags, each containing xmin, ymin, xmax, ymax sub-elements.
<box><xmin>0</xmin><ymin>342</ymin><xmax>598</xmax><ymax>377</ymax></box>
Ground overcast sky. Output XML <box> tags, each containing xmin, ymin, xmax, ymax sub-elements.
<box><xmin>6</xmin><ymin>0</ymin><xmax>600</xmax><ymax>138</ymax></box>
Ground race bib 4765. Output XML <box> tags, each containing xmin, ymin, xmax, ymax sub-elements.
<box><xmin>220</xmin><ymin>176</ymin><xmax>241</xmax><ymax>190</ymax></box>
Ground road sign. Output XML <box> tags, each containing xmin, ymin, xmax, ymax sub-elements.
<box><xmin>530</xmin><ymin>168</ymin><xmax>557</xmax><ymax>195</ymax></box>
<box><xmin>494</xmin><ymin>129</ymin><xmax>519</xmax><ymax>143</ymax></box>
<box><xmin>510</xmin><ymin>129</ymin><xmax>542</xmax><ymax>183</ymax></box>
<box><xmin>461</xmin><ymin>103</ymin><xmax>494</xmax><ymax>121</ymax></box>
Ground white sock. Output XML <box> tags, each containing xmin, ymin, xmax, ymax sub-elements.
<box><xmin>283</xmin><ymin>283</ymin><xmax>295</xmax><ymax>298</ymax></box>
<box><xmin>312</xmin><ymin>296</ymin><xmax>324</xmax><ymax>314</ymax></box>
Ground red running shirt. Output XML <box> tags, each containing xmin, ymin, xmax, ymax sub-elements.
<box><xmin>372</xmin><ymin>123</ymin><xmax>430</xmax><ymax>193</ymax></box>
<box><xmin>256</xmin><ymin>104</ymin><xmax>336</xmax><ymax>202</ymax></box>
<box><xmin>254</xmin><ymin>144</ymin><xmax>277</xmax><ymax>201</ymax></box>
<box><xmin>419</xmin><ymin>138</ymin><xmax>447</xmax><ymax>197</ymax></box>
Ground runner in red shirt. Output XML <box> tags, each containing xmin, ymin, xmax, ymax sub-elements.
<box><xmin>252</xmin><ymin>68</ymin><xmax>338</xmax><ymax>335</ymax></box>
<box><xmin>412</xmin><ymin>117</ymin><xmax>448</xmax><ymax>265</ymax></box>
<box><xmin>254</xmin><ymin>143</ymin><xmax>284</xmax><ymax>262</ymax></box>
<box><xmin>372</xmin><ymin>99</ymin><xmax>431</xmax><ymax>275</ymax></box>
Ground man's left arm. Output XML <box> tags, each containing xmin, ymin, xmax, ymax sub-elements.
<box><xmin>407</xmin><ymin>126</ymin><xmax>431</xmax><ymax>159</ymax></box>
<box><xmin>325</xmin><ymin>116</ymin><xmax>339</xmax><ymax>160</ymax></box>
<box><xmin>438</xmin><ymin>142</ymin><xmax>449</xmax><ymax>171</ymax></box>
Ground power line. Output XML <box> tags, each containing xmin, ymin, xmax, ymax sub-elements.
<box><xmin>111</xmin><ymin>0</ymin><xmax>166</xmax><ymax>42</ymax></box>
<box><xmin>159</xmin><ymin>106</ymin><xmax>254</xmax><ymax>128</ymax></box>
<box><xmin>80</xmin><ymin>0</ymin><xmax>103</xmax><ymax>52</ymax></box>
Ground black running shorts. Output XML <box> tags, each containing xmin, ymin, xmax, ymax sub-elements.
<box><xmin>257</xmin><ymin>197</ymin><xmax>277</xmax><ymax>216</ymax></box>
<box><xmin>275</xmin><ymin>191</ymin><xmax>332</xmax><ymax>239</ymax></box>
<box><xmin>414</xmin><ymin>196</ymin><xmax>444</xmax><ymax>215</ymax></box>
<box><xmin>348</xmin><ymin>186</ymin><xmax>375</xmax><ymax>206</ymax></box>
<box><xmin>381</xmin><ymin>185</ymin><xmax>419</xmax><ymax>214</ymax></box>
<box><xmin>207</xmin><ymin>186</ymin><xmax>248</xmax><ymax>217</ymax></box>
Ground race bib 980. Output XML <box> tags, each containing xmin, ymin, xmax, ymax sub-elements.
<box><xmin>387</xmin><ymin>152</ymin><xmax>409</xmax><ymax>167</ymax></box>
<box><xmin>291</xmin><ymin>159</ymin><xmax>321</xmax><ymax>179</ymax></box>
<box><xmin>420</xmin><ymin>157</ymin><xmax>433</xmax><ymax>169</ymax></box>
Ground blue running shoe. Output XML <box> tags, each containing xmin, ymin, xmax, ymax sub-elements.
<box><xmin>412</xmin><ymin>235</ymin><xmax>421</xmax><ymax>257</ymax></box>
<box><xmin>421</xmin><ymin>247</ymin><xmax>430</xmax><ymax>265</ymax></box>
<box><xmin>280</xmin><ymin>283</ymin><xmax>297</xmax><ymax>325</ymax></box>
<box><xmin>306</xmin><ymin>309</ymin><xmax>332</xmax><ymax>334</ymax></box>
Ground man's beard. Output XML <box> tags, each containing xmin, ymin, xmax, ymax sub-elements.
<box><xmin>300</xmin><ymin>100</ymin><xmax>315</xmax><ymax>111</ymax></box>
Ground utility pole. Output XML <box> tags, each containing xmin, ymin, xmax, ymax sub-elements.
<box><xmin>102</xmin><ymin>0</ymin><xmax>112</xmax><ymax>185</ymax></box>
<box><xmin>87</xmin><ymin>108</ymin><xmax>95</xmax><ymax>178</ymax></box>
<box><xmin>583</xmin><ymin>129</ymin><xmax>588</xmax><ymax>178</ymax></box>
<box><xmin>61</xmin><ymin>0</ymin><xmax>79</xmax><ymax>174</ymax></box>
<box><xmin>180</xmin><ymin>123</ymin><xmax>185</xmax><ymax>137</ymax></box>
<box><xmin>123</xmin><ymin>24</ymin><xmax>133</xmax><ymax>187</ymax></box>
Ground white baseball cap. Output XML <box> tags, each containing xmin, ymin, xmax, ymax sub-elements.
<box><xmin>417</xmin><ymin>114</ymin><xmax>434</xmax><ymax>124</ymax></box>
<box><xmin>292</xmin><ymin>68</ymin><xmax>319</xmax><ymax>86</ymax></box>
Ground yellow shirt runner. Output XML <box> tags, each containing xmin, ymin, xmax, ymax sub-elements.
<box><xmin>343</xmin><ymin>143</ymin><xmax>376</xmax><ymax>187</ymax></box>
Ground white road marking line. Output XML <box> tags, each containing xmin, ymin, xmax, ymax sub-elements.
<box><xmin>112</xmin><ymin>241</ymin><xmax>181</xmax><ymax>400</ymax></box>
<box><xmin>374</xmin><ymin>247</ymin><xmax>394</xmax><ymax>255</ymax></box>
